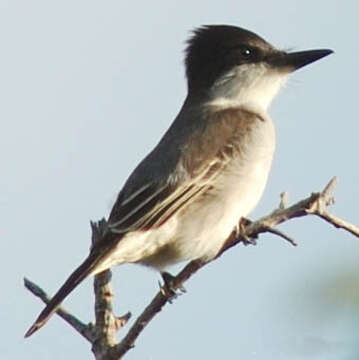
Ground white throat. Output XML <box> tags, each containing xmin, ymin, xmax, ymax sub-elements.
<box><xmin>207</xmin><ymin>63</ymin><xmax>288</xmax><ymax>116</ymax></box>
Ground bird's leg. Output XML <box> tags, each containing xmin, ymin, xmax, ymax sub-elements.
<box><xmin>159</xmin><ymin>271</ymin><xmax>187</xmax><ymax>303</ymax></box>
<box><xmin>235</xmin><ymin>217</ymin><xmax>258</xmax><ymax>246</ymax></box>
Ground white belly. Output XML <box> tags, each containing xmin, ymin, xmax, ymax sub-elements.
<box><xmin>95</xmin><ymin>117</ymin><xmax>275</xmax><ymax>273</ymax></box>
<box><xmin>170</xmin><ymin>116</ymin><xmax>276</xmax><ymax>263</ymax></box>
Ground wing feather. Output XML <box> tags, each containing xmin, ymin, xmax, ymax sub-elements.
<box><xmin>108</xmin><ymin>153</ymin><xmax>227</xmax><ymax>234</ymax></box>
<box><xmin>107</xmin><ymin>108</ymin><xmax>257</xmax><ymax>237</ymax></box>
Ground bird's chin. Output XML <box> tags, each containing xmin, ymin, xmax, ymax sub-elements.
<box><xmin>208</xmin><ymin>65</ymin><xmax>288</xmax><ymax>113</ymax></box>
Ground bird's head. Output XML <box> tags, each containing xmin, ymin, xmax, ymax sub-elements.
<box><xmin>185</xmin><ymin>25</ymin><xmax>333</xmax><ymax>112</ymax></box>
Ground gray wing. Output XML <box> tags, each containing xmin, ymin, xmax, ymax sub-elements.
<box><xmin>107</xmin><ymin>152</ymin><xmax>223</xmax><ymax>234</ymax></box>
<box><xmin>107</xmin><ymin>107</ymin><xmax>257</xmax><ymax>235</ymax></box>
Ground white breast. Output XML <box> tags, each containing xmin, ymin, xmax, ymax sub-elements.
<box><xmin>173</xmin><ymin>115</ymin><xmax>276</xmax><ymax>263</ymax></box>
<box><xmin>93</xmin><ymin>116</ymin><xmax>276</xmax><ymax>274</ymax></box>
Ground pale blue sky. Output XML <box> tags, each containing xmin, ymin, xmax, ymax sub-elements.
<box><xmin>2</xmin><ymin>1</ymin><xmax>359</xmax><ymax>359</ymax></box>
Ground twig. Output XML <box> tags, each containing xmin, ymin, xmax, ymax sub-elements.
<box><xmin>314</xmin><ymin>211</ymin><xmax>359</xmax><ymax>237</ymax></box>
<box><xmin>24</xmin><ymin>278</ymin><xmax>94</xmax><ymax>342</ymax></box>
<box><xmin>24</xmin><ymin>177</ymin><xmax>359</xmax><ymax>359</ymax></box>
<box><xmin>91</xmin><ymin>221</ymin><xmax>131</xmax><ymax>360</ymax></box>
<box><xmin>279</xmin><ymin>191</ymin><xmax>289</xmax><ymax>210</ymax></box>
<box><xmin>305</xmin><ymin>177</ymin><xmax>359</xmax><ymax>237</ymax></box>
<box><xmin>265</xmin><ymin>227</ymin><xmax>297</xmax><ymax>246</ymax></box>
<box><xmin>112</xmin><ymin>177</ymin><xmax>359</xmax><ymax>357</ymax></box>
<box><xmin>113</xmin><ymin>260</ymin><xmax>205</xmax><ymax>357</ymax></box>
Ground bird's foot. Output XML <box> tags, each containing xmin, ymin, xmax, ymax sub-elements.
<box><xmin>235</xmin><ymin>217</ymin><xmax>258</xmax><ymax>246</ymax></box>
<box><xmin>159</xmin><ymin>271</ymin><xmax>186</xmax><ymax>303</ymax></box>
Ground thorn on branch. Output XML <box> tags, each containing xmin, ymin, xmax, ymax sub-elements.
<box><xmin>279</xmin><ymin>191</ymin><xmax>289</xmax><ymax>209</ymax></box>
<box><xmin>115</xmin><ymin>312</ymin><xmax>132</xmax><ymax>330</ymax></box>
<box><xmin>321</xmin><ymin>176</ymin><xmax>338</xmax><ymax>199</ymax></box>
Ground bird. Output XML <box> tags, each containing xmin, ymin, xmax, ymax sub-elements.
<box><xmin>25</xmin><ymin>25</ymin><xmax>333</xmax><ymax>338</ymax></box>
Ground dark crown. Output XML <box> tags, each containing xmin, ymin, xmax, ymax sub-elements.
<box><xmin>184</xmin><ymin>25</ymin><xmax>275</xmax><ymax>92</ymax></box>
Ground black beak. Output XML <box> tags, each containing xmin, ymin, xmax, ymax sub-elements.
<box><xmin>269</xmin><ymin>49</ymin><xmax>334</xmax><ymax>71</ymax></box>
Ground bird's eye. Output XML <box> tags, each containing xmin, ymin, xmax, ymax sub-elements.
<box><xmin>240</xmin><ymin>47</ymin><xmax>252</xmax><ymax>57</ymax></box>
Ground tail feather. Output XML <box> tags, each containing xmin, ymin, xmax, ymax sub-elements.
<box><xmin>24</xmin><ymin>253</ymin><xmax>102</xmax><ymax>338</ymax></box>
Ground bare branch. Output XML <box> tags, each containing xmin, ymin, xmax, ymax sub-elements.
<box><xmin>321</xmin><ymin>176</ymin><xmax>338</xmax><ymax>200</ymax></box>
<box><xmin>111</xmin><ymin>177</ymin><xmax>359</xmax><ymax>358</ymax></box>
<box><xmin>305</xmin><ymin>177</ymin><xmax>359</xmax><ymax>237</ymax></box>
<box><xmin>24</xmin><ymin>278</ymin><xmax>94</xmax><ymax>342</ymax></box>
<box><xmin>265</xmin><ymin>226</ymin><xmax>297</xmax><ymax>246</ymax></box>
<box><xmin>90</xmin><ymin>221</ymin><xmax>132</xmax><ymax>360</ymax></box>
<box><xmin>113</xmin><ymin>260</ymin><xmax>205</xmax><ymax>357</ymax></box>
<box><xmin>308</xmin><ymin>201</ymin><xmax>359</xmax><ymax>237</ymax></box>
<box><xmin>24</xmin><ymin>177</ymin><xmax>359</xmax><ymax>359</ymax></box>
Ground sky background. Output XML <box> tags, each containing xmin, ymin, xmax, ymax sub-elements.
<box><xmin>2</xmin><ymin>1</ymin><xmax>359</xmax><ymax>359</ymax></box>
